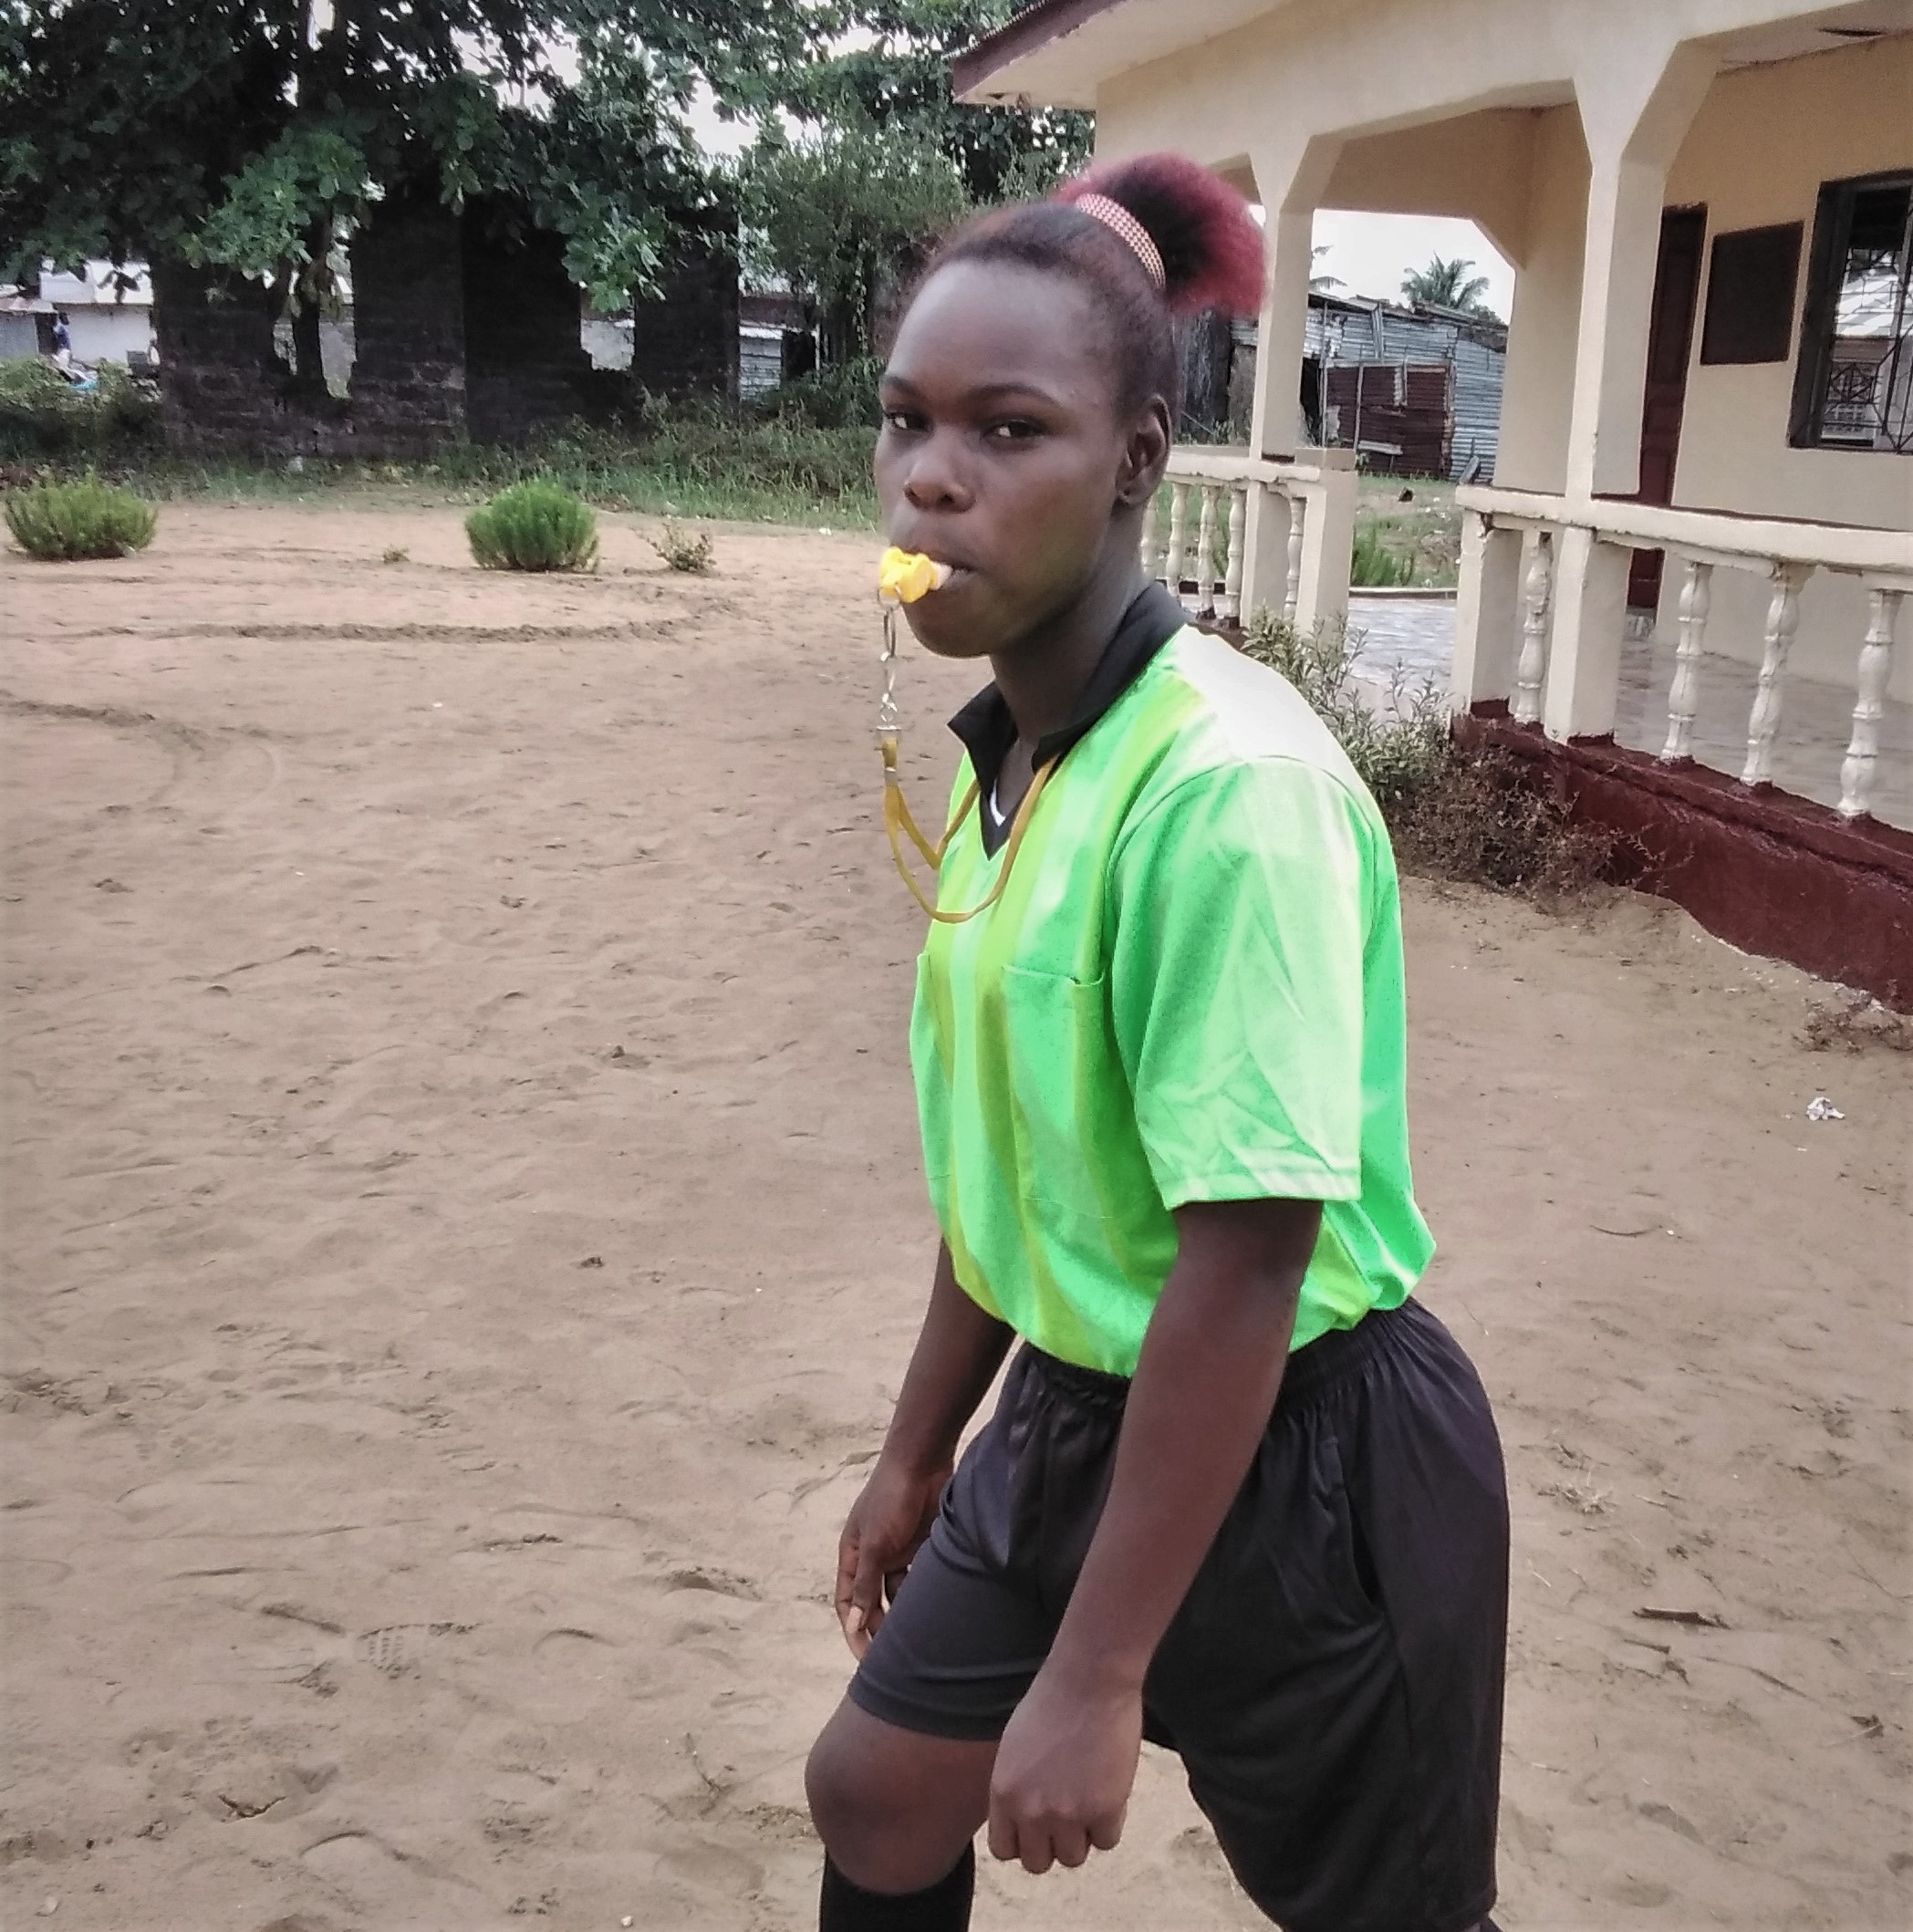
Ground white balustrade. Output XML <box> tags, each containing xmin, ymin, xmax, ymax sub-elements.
<box><xmin>1841</xmin><ymin>587</ymin><xmax>1903</xmax><ymax>819</ymax></box>
<box><xmin>1284</xmin><ymin>496</ymin><xmax>1305</xmax><ymax>626</ymax></box>
<box><xmin>1222</xmin><ymin>487</ymin><xmax>1247</xmax><ymax>625</ymax></box>
<box><xmin>1191</xmin><ymin>484</ymin><xmax>1219</xmax><ymax>618</ymax></box>
<box><xmin>1164</xmin><ymin>482</ymin><xmax>1190</xmax><ymax>609</ymax></box>
<box><xmin>1137</xmin><ymin>488</ymin><xmax>1160</xmax><ymax>581</ymax></box>
<box><xmin>1148</xmin><ymin>448</ymin><xmax>1356</xmax><ymax>631</ymax></box>
<box><xmin>1658</xmin><ymin>557</ymin><xmax>1711</xmax><ymax>763</ymax></box>
<box><xmin>1513</xmin><ymin>532</ymin><xmax>1554</xmax><ymax>726</ymax></box>
<box><xmin>1741</xmin><ymin>563</ymin><xmax>1806</xmax><ymax>788</ymax></box>
<box><xmin>1453</xmin><ymin>483</ymin><xmax>1913</xmax><ymax>824</ymax></box>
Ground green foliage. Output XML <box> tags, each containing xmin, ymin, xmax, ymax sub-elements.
<box><xmin>1399</xmin><ymin>254</ymin><xmax>1498</xmax><ymax>321</ymax></box>
<box><xmin>772</xmin><ymin>4</ymin><xmax>1092</xmax><ymax>206</ymax></box>
<box><xmin>1241</xmin><ymin>611</ymin><xmax>1450</xmax><ymax>816</ymax></box>
<box><xmin>5</xmin><ymin>470</ymin><xmax>156</xmax><ymax>559</ymax></box>
<box><xmin>1350</xmin><ymin>522</ymin><xmax>1419</xmax><ymax>587</ymax></box>
<box><xmin>1240</xmin><ymin>608</ymin><xmax>1613</xmax><ymax>900</ymax></box>
<box><xmin>2</xmin><ymin>2</ymin><xmax>813</xmax><ymax>320</ymax></box>
<box><xmin>465</xmin><ymin>478</ymin><xmax>599</xmax><ymax>572</ymax></box>
<box><xmin>651</xmin><ymin>520</ymin><xmax>714</xmax><ymax>573</ymax></box>
<box><xmin>741</xmin><ymin>123</ymin><xmax>968</xmax><ymax>358</ymax></box>
<box><xmin>0</xmin><ymin>359</ymin><xmax>163</xmax><ymax>457</ymax></box>
<box><xmin>764</xmin><ymin>357</ymin><xmax>883</xmax><ymax>431</ymax></box>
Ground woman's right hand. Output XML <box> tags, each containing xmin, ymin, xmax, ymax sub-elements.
<box><xmin>835</xmin><ymin>1454</ymin><xmax>951</xmax><ymax>1658</ymax></box>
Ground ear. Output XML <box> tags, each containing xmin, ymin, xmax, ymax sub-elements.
<box><xmin>1115</xmin><ymin>395</ymin><xmax>1173</xmax><ymax>509</ymax></box>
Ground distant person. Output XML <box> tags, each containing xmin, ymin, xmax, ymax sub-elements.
<box><xmin>803</xmin><ymin>154</ymin><xmax>1511</xmax><ymax>1932</ymax></box>
<box><xmin>50</xmin><ymin>309</ymin><xmax>72</xmax><ymax>369</ymax></box>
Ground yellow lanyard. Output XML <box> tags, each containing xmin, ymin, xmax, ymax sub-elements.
<box><xmin>876</xmin><ymin>600</ymin><xmax>1055</xmax><ymax>924</ymax></box>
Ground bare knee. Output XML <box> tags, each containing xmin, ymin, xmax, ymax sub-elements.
<box><xmin>805</xmin><ymin>1701</ymin><xmax>990</xmax><ymax>1895</ymax></box>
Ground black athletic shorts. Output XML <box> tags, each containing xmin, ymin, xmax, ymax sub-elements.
<box><xmin>848</xmin><ymin>1298</ymin><xmax>1509</xmax><ymax>1932</ymax></box>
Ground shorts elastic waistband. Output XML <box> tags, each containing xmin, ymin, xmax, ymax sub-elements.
<box><xmin>1024</xmin><ymin>1301</ymin><xmax>1419</xmax><ymax>1417</ymax></box>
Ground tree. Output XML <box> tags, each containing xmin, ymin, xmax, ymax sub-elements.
<box><xmin>764</xmin><ymin>2</ymin><xmax>1092</xmax><ymax>206</ymax></box>
<box><xmin>741</xmin><ymin>121</ymin><xmax>967</xmax><ymax>365</ymax></box>
<box><xmin>0</xmin><ymin>1</ymin><xmax>816</xmax><ymax>383</ymax></box>
<box><xmin>1399</xmin><ymin>253</ymin><xmax>1497</xmax><ymax>319</ymax></box>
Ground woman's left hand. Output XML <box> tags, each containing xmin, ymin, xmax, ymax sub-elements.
<box><xmin>986</xmin><ymin>1663</ymin><xmax>1142</xmax><ymax>1874</ymax></box>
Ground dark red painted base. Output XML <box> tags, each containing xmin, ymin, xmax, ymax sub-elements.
<box><xmin>1460</xmin><ymin>704</ymin><xmax>1913</xmax><ymax>1013</ymax></box>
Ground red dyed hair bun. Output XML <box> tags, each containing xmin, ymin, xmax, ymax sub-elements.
<box><xmin>1055</xmin><ymin>154</ymin><xmax>1265</xmax><ymax>318</ymax></box>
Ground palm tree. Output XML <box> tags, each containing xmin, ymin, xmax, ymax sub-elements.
<box><xmin>1310</xmin><ymin>243</ymin><xmax>1342</xmax><ymax>294</ymax></box>
<box><xmin>1400</xmin><ymin>254</ymin><xmax>1496</xmax><ymax>318</ymax></box>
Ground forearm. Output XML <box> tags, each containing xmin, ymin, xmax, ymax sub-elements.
<box><xmin>1048</xmin><ymin>1200</ymin><xmax>1318</xmax><ymax>1690</ymax></box>
<box><xmin>881</xmin><ymin>1242</ymin><xmax>1014</xmax><ymax>1477</ymax></box>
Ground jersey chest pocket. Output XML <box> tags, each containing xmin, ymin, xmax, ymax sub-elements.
<box><xmin>996</xmin><ymin>965</ymin><xmax>1125</xmax><ymax>1229</ymax></box>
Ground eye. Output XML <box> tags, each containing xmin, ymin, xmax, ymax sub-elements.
<box><xmin>882</xmin><ymin>409</ymin><xmax>924</xmax><ymax>433</ymax></box>
<box><xmin>986</xmin><ymin>419</ymin><xmax>1044</xmax><ymax>442</ymax></box>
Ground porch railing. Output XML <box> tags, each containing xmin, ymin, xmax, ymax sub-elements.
<box><xmin>1144</xmin><ymin>447</ymin><xmax>1357</xmax><ymax>633</ymax></box>
<box><xmin>1451</xmin><ymin>487</ymin><xmax>1913</xmax><ymax>821</ymax></box>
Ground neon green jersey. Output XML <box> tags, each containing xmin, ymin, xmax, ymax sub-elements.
<box><xmin>910</xmin><ymin>618</ymin><xmax>1434</xmax><ymax>1376</ymax></box>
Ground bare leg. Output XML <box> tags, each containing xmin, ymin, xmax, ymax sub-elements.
<box><xmin>806</xmin><ymin>1698</ymin><xmax>997</xmax><ymax>1895</ymax></box>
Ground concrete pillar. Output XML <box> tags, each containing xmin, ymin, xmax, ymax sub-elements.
<box><xmin>1241</xmin><ymin>137</ymin><xmax>1342</xmax><ymax>626</ymax></box>
<box><xmin>1563</xmin><ymin>45</ymin><xmax>1715</xmax><ymax>498</ymax></box>
<box><xmin>1450</xmin><ymin>511</ymin><xmax>1524</xmax><ymax>708</ymax></box>
<box><xmin>1294</xmin><ymin>457</ymin><xmax>1357</xmax><ymax>635</ymax></box>
<box><xmin>1541</xmin><ymin>525</ymin><xmax>1633</xmax><ymax>740</ymax></box>
<box><xmin>1241</xmin><ymin>488</ymin><xmax>1295</xmax><ymax>628</ymax></box>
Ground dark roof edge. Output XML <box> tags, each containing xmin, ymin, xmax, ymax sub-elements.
<box><xmin>951</xmin><ymin>0</ymin><xmax>1128</xmax><ymax>100</ymax></box>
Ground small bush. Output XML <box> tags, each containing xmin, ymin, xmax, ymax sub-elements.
<box><xmin>651</xmin><ymin>520</ymin><xmax>714</xmax><ymax>574</ymax></box>
<box><xmin>5</xmin><ymin>471</ymin><xmax>156</xmax><ymax>559</ymax></box>
<box><xmin>0</xmin><ymin>358</ymin><xmax>163</xmax><ymax>457</ymax></box>
<box><xmin>1241</xmin><ymin>608</ymin><xmax>1615</xmax><ymax>902</ymax></box>
<box><xmin>465</xmin><ymin>479</ymin><xmax>598</xmax><ymax>572</ymax></box>
<box><xmin>381</xmin><ymin>545</ymin><xmax>408</xmax><ymax>565</ymax></box>
<box><xmin>764</xmin><ymin>357</ymin><xmax>882</xmax><ymax>431</ymax></box>
<box><xmin>1350</xmin><ymin>521</ymin><xmax>1419</xmax><ymax>587</ymax></box>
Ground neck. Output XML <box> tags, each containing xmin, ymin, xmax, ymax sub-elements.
<box><xmin>990</xmin><ymin>545</ymin><xmax>1147</xmax><ymax>752</ymax></box>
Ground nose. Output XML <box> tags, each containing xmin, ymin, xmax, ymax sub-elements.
<box><xmin>901</xmin><ymin>431</ymin><xmax>972</xmax><ymax>515</ymax></box>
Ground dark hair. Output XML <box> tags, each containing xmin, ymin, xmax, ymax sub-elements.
<box><xmin>915</xmin><ymin>152</ymin><xmax>1265</xmax><ymax>418</ymax></box>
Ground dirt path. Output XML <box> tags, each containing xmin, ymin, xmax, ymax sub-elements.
<box><xmin>2</xmin><ymin>503</ymin><xmax>1908</xmax><ymax>1930</ymax></box>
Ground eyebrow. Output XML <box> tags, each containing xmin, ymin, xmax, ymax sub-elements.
<box><xmin>880</xmin><ymin>375</ymin><xmax>1068</xmax><ymax>411</ymax></box>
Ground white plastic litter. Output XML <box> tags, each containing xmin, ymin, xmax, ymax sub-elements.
<box><xmin>1805</xmin><ymin>1096</ymin><xmax>1845</xmax><ymax>1122</ymax></box>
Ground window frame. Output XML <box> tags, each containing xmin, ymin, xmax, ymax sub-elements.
<box><xmin>1788</xmin><ymin>168</ymin><xmax>1913</xmax><ymax>453</ymax></box>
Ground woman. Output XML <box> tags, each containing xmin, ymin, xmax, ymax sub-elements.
<box><xmin>806</xmin><ymin>154</ymin><xmax>1509</xmax><ymax>1932</ymax></box>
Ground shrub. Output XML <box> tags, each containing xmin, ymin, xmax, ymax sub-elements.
<box><xmin>0</xmin><ymin>358</ymin><xmax>163</xmax><ymax>457</ymax></box>
<box><xmin>1240</xmin><ymin>607</ymin><xmax>1615</xmax><ymax>902</ymax></box>
<box><xmin>764</xmin><ymin>357</ymin><xmax>882</xmax><ymax>431</ymax></box>
<box><xmin>464</xmin><ymin>479</ymin><xmax>598</xmax><ymax>572</ymax></box>
<box><xmin>4</xmin><ymin>471</ymin><xmax>156</xmax><ymax>559</ymax></box>
<box><xmin>1350</xmin><ymin>521</ymin><xmax>1419</xmax><ymax>587</ymax></box>
<box><xmin>651</xmin><ymin>520</ymin><xmax>713</xmax><ymax>574</ymax></box>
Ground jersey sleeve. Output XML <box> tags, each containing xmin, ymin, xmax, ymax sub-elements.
<box><xmin>1107</xmin><ymin>757</ymin><xmax>1376</xmax><ymax>1209</ymax></box>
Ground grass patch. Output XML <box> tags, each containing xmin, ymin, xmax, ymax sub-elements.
<box><xmin>1241</xmin><ymin>607</ymin><xmax>1617</xmax><ymax>902</ymax></box>
<box><xmin>465</xmin><ymin>479</ymin><xmax>599</xmax><ymax>573</ymax></box>
<box><xmin>16</xmin><ymin>392</ymin><xmax>881</xmax><ymax>530</ymax></box>
<box><xmin>4</xmin><ymin>471</ymin><xmax>157</xmax><ymax>560</ymax></box>
<box><xmin>1351</xmin><ymin>522</ymin><xmax>1419</xmax><ymax>588</ymax></box>
<box><xmin>651</xmin><ymin>521</ymin><xmax>714</xmax><ymax>574</ymax></box>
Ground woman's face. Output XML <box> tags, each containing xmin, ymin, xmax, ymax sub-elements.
<box><xmin>875</xmin><ymin>259</ymin><xmax>1168</xmax><ymax>661</ymax></box>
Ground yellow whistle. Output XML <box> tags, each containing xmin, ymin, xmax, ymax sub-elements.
<box><xmin>879</xmin><ymin>546</ymin><xmax>952</xmax><ymax>605</ymax></box>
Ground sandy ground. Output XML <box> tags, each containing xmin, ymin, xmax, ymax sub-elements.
<box><xmin>2</xmin><ymin>502</ymin><xmax>1908</xmax><ymax>1932</ymax></box>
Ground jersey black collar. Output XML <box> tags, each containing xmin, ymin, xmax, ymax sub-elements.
<box><xmin>947</xmin><ymin>581</ymin><xmax>1186</xmax><ymax>856</ymax></box>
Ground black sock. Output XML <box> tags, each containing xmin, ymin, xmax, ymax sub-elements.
<box><xmin>819</xmin><ymin>1844</ymin><xmax>975</xmax><ymax>1931</ymax></box>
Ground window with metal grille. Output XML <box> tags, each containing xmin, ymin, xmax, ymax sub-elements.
<box><xmin>1791</xmin><ymin>171</ymin><xmax>1913</xmax><ymax>452</ymax></box>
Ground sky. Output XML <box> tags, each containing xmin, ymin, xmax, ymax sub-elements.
<box><xmin>1312</xmin><ymin>211</ymin><xmax>1516</xmax><ymax>319</ymax></box>
<box><xmin>685</xmin><ymin>92</ymin><xmax>1517</xmax><ymax>318</ymax></box>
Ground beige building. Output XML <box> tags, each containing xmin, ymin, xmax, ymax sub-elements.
<box><xmin>958</xmin><ymin>0</ymin><xmax>1913</xmax><ymax>1002</ymax></box>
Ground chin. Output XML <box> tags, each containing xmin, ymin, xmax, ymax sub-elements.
<box><xmin>903</xmin><ymin>605</ymin><xmax>999</xmax><ymax>662</ymax></box>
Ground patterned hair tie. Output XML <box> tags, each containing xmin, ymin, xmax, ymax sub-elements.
<box><xmin>1073</xmin><ymin>193</ymin><xmax>1167</xmax><ymax>293</ymax></box>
